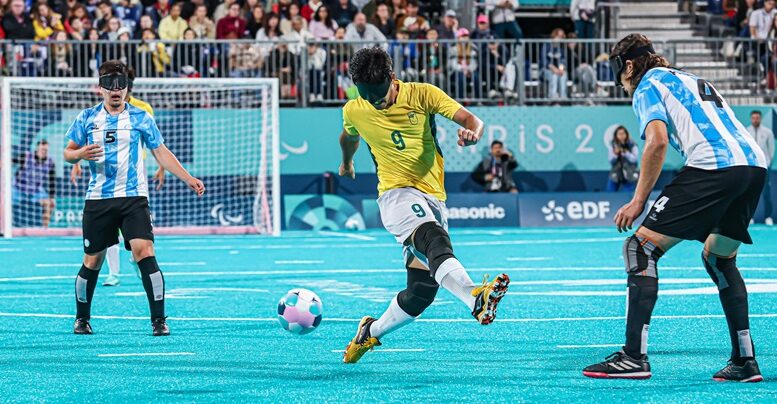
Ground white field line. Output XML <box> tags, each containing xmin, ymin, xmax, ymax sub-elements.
<box><xmin>274</xmin><ymin>260</ymin><xmax>324</xmax><ymax>265</ymax></box>
<box><xmin>35</xmin><ymin>262</ymin><xmax>206</xmax><ymax>268</ymax></box>
<box><xmin>97</xmin><ymin>352</ymin><xmax>195</xmax><ymax>358</ymax></box>
<box><xmin>317</xmin><ymin>231</ymin><xmax>376</xmax><ymax>241</ymax></box>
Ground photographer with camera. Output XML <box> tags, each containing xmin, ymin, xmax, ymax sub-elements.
<box><xmin>606</xmin><ymin>125</ymin><xmax>639</xmax><ymax>192</ymax></box>
<box><xmin>471</xmin><ymin>140</ymin><xmax>519</xmax><ymax>193</ymax></box>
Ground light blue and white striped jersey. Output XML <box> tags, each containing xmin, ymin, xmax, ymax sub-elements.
<box><xmin>66</xmin><ymin>102</ymin><xmax>164</xmax><ymax>200</ymax></box>
<box><xmin>632</xmin><ymin>67</ymin><xmax>766</xmax><ymax>170</ymax></box>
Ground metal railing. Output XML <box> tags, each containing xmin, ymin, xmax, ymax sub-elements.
<box><xmin>0</xmin><ymin>37</ymin><xmax>774</xmax><ymax>106</ymax></box>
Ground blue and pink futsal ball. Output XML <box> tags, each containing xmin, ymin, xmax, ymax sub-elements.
<box><xmin>277</xmin><ymin>288</ymin><xmax>323</xmax><ymax>335</ymax></box>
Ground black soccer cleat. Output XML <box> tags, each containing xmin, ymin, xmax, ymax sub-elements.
<box><xmin>74</xmin><ymin>318</ymin><xmax>93</xmax><ymax>335</ymax></box>
<box><xmin>152</xmin><ymin>317</ymin><xmax>170</xmax><ymax>336</ymax></box>
<box><xmin>713</xmin><ymin>359</ymin><xmax>763</xmax><ymax>382</ymax></box>
<box><xmin>583</xmin><ymin>350</ymin><xmax>652</xmax><ymax>379</ymax></box>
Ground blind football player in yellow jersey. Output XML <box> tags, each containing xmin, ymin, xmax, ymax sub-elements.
<box><xmin>340</xmin><ymin>47</ymin><xmax>511</xmax><ymax>364</ymax></box>
<box><xmin>69</xmin><ymin>68</ymin><xmax>166</xmax><ymax>288</ymax></box>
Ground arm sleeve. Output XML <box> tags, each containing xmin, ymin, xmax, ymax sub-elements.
<box><xmin>140</xmin><ymin>114</ymin><xmax>165</xmax><ymax>149</ymax></box>
<box><xmin>65</xmin><ymin>111</ymin><xmax>88</xmax><ymax>146</ymax></box>
<box><xmin>342</xmin><ymin>104</ymin><xmax>359</xmax><ymax>136</ymax></box>
<box><xmin>507</xmin><ymin>157</ymin><xmax>518</xmax><ymax>171</ymax></box>
<box><xmin>632</xmin><ymin>80</ymin><xmax>668</xmax><ymax>140</ymax></box>
<box><xmin>623</xmin><ymin>144</ymin><xmax>640</xmax><ymax>164</ymax></box>
<box><xmin>420</xmin><ymin>84</ymin><xmax>463</xmax><ymax>120</ymax></box>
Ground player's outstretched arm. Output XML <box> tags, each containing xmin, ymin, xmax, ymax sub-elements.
<box><xmin>452</xmin><ymin>107</ymin><xmax>484</xmax><ymax>147</ymax></box>
<box><xmin>64</xmin><ymin>141</ymin><xmax>103</xmax><ymax>164</ymax></box>
<box><xmin>339</xmin><ymin>129</ymin><xmax>359</xmax><ymax>179</ymax></box>
<box><xmin>150</xmin><ymin>145</ymin><xmax>205</xmax><ymax>197</ymax></box>
<box><xmin>614</xmin><ymin>120</ymin><xmax>668</xmax><ymax>232</ymax></box>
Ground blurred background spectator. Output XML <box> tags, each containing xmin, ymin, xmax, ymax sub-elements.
<box><xmin>12</xmin><ymin>139</ymin><xmax>56</xmax><ymax>227</ymax></box>
<box><xmin>485</xmin><ymin>0</ymin><xmax>522</xmax><ymax>40</ymax></box>
<box><xmin>308</xmin><ymin>4</ymin><xmax>336</xmax><ymax>39</ymax></box>
<box><xmin>448</xmin><ymin>27</ymin><xmax>478</xmax><ymax>98</ymax></box>
<box><xmin>747</xmin><ymin>110</ymin><xmax>775</xmax><ymax>225</ymax></box>
<box><xmin>4</xmin><ymin>0</ymin><xmax>35</xmax><ymax>39</ymax></box>
<box><xmin>372</xmin><ymin>2</ymin><xmax>395</xmax><ymax>38</ymax></box>
<box><xmin>607</xmin><ymin>126</ymin><xmax>639</xmax><ymax>192</ymax></box>
<box><xmin>333</xmin><ymin>0</ymin><xmax>358</xmax><ymax>28</ymax></box>
<box><xmin>189</xmin><ymin>4</ymin><xmax>216</xmax><ymax>38</ymax></box>
<box><xmin>540</xmin><ymin>28</ymin><xmax>567</xmax><ymax>99</ymax></box>
<box><xmin>435</xmin><ymin>9</ymin><xmax>457</xmax><ymax>39</ymax></box>
<box><xmin>345</xmin><ymin>12</ymin><xmax>386</xmax><ymax>50</ymax></box>
<box><xmin>570</xmin><ymin>0</ymin><xmax>596</xmax><ymax>39</ymax></box>
<box><xmin>471</xmin><ymin>140</ymin><xmax>518</xmax><ymax>193</ymax></box>
<box><xmin>216</xmin><ymin>2</ymin><xmax>245</xmax><ymax>38</ymax></box>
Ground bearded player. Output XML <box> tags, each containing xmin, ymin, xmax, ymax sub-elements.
<box><xmin>582</xmin><ymin>34</ymin><xmax>766</xmax><ymax>382</ymax></box>
<box><xmin>339</xmin><ymin>47</ymin><xmax>510</xmax><ymax>364</ymax></box>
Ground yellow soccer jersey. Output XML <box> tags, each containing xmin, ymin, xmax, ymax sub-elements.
<box><xmin>343</xmin><ymin>81</ymin><xmax>462</xmax><ymax>201</ymax></box>
<box><xmin>129</xmin><ymin>96</ymin><xmax>154</xmax><ymax>116</ymax></box>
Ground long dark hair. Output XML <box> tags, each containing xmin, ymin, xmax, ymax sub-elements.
<box><xmin>612</xmin><ymin>125</ymin><xmax>634</xmax><ymax>147</ymax></box>
<box><xmin>610</xmin><ymin>34</ymin><xmax>671</xmax><ymax>89</ymax></box>
<box><xmin>314</xmin><ymin>5</ymin><xmax>335</xmax><ymax>30</ymax></box>
<box><xmin>262</xmin><ymin>12</ymin><xmax>282</xmax><ymax>37</ymax></box>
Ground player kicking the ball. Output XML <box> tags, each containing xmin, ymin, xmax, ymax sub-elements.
<box><xmin>64</xmin><ymin>60</ymin><xmax>205</xmax><ymax>336</ymax></box>
<box><xmin>583</xmin><ymin>34</ymin><xmax>766</xmax><ymax>382</ymax></box>
<box><xmin>339</xmin><ymin>47</ymin><xmax>510</xmax><ymax>364</ymax></box>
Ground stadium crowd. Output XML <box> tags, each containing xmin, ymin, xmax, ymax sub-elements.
<box><xmin>0</xmin><ymin>0</ymin><xmax>609</xmax><ymax>102</ymax></box>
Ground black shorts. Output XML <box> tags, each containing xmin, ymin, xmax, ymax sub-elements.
<box><xmin>641</xmin><ymin>166</ymin><xmax>766</xmax><ymax>244</ymax></box>
<box><xmin>82</xmin><ymin>197</ymin><xmax>154</xmax><ymax>254</ymax></box>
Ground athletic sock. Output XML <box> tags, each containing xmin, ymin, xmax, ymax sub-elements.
<box><xmin>434</xmin><ymin>258</ymin><xmax>476</xmax><ymax>311</ymax></box>
<box><xmin>704</xmin><ymin>253</ymin><xmax>754</xmax><ymax>365</ymax></box>
<box><xmin>106</xmin><ymin>244</ymin><xmax>120</xmax><ymax>276</ymax></box>
<box><xmin>137</xmin><ymin>257</ymin><xmax>165</xmax><ymax>320</ymax></box>
<box><xmin>370</xmin><ymin>295</ymin><xmax>415</xmax><ymax>339</ymax></box>
<box><xmin>624</xmin><ymin>275</ymin><xmax>658</xmax><ymax>358</ymax></box>
<box><xmin>75</xmin><ymin>265</ymin><xmax>100</xmax><ymax>319</ymax></box>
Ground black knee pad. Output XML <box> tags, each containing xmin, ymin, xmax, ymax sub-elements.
<box><xmin>623</xmin><ymin>235</ymin><xmax>664</xmax><ymax>278</ymax></box>
<box><xmin>411</xmin><ymin>221</ymin><xmax>454</xmax><ymax>273</ymax></box>
<box><xmin>703</xmin><ymin>252</ymin><xmax>744</xmax><ymax>291</ymax></box>
<box><xmin>397</xmin><ymin>268</ymin><xmax>439</xmax><ymax>317</ymax></box>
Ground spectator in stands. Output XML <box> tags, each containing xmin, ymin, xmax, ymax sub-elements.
<box><xmin>448</xmin><ymin>27</ymin><xmax>479</xmax><ymax>98</ymax></box>
<box><xmin>137</xmin><ymin>28</ymin><xmax>170</xmax><ymax>76</ymax></box>
<box><xmin>229</xmin><ymin>36</ymin><xmax>262</xmax><ymax>77</ymax></box>
<box><xmin>327</xmin><ymin>26</ymin><xmax>351</xmax><ymax>98</ymax></box>
<box><xmin>606</xmin><ymin>126</ymin><xmax>639</xmax><ymax>192</ymax></box>
<box><xmin>266</xmin><ymin>42</ymin><xmax>296</xmax><ymax>98</ymax></box>
<box><xmin>486</xmin><ymin>0</ymin><xmax>522</xmax><ymax>41</ymax></box>
<box><xmin>148</xmin><ymin>0</ymin><xmax>171</xmax><ymax>25</ymax></box>
<box><xmin>389</xmin><ymin>27</ymin><xmax>419</xmax><ymax>81</ymax></box>
<box><xmin>100</xmin><ymin>16</ymin><xmax>122</xmax><ymax>40</ymax></box>
<box><xmin>471</xmin><ymin>14</ymin><xmax>492</xmax><ymax>39</ymax></box>
<box><xmin>345</xmin><ymin>12</ymin><xmax>387</xmax><ymax>50</ymax></box>
<box><xmin>134</xmin><ymin>14</ymin><xmax>154</xmax><ymax>39</ymax></box>
<box><xmin>94</xmin><ymin>0</ymin><xmax>114</xmax><ymax>31</ymax></box>
<box><xmin>570</xmin><ymin>0</ymin><xmax>595</xmax><ymax>39</ymax></box>
<box><xmin>3</xmin><ymin>0</ymin><xmax>36</xmax><ymax>39</ymax></box>
<box><xmin>216</xmin><ymin>2</ymin><xmax>246</xmax><ymax>39</ymax></box>
<box><xmin>242</xmin><ymin>0</ymin><xmax>259</xmax><ymax>20</ymax></box>
<box><xmin>333</xmin><ymin>0</ymin><xmax>358</xmax><ymax>28</ymax></box>
<box><xmin>471</xmin><ymin>140</ymin><xmax>518</xmax><ymax>193</ymax></box>
<box><xmin>306</xmin><ymin>41</ymin><xmax>327</xmax><ymax>103</ymax></box>
<box><xmin>372</xmin><ymin>3</ymin><xmax>395</xmax><ymax>38</ymax></box>
<box><xmin>246</xmin><ymin>5</ymin><xmax>264</xmax><ymax>37</ymax></box>
<box><xmin>179</xmin><ymin>0</ymin><xmax>198</xmax><ymax>21</ymax></box>
<box><xmin>55</xmin><ymin>0</ymin><xmax>78</xmax><ymax>19</ymax></box>
<box><xmin>284</xmin><ymin>15</ymin><xmax>314</xmax><ymax>55</ymax></box>
<box><xmin>173</xmin><ymin>28</ymin><xmax>204</xmax><ymax>76</ymax></box>
<box><xmin>566</xmin><ymin>32</ymin><xmax>598</xmax><ymax>99</ymax></box>
<box><xmin>309</xmin><ymin>5</ymin><xmax>338</xmax><ymax>39</ymax></box>
<box><xmin>736</xmin><ymin>0</ymin><xmax>756</xmax><ymax>37</ymax></box>
<box><xmin>747</xmin><ymin>110</ymin><xmax>775</xmax><ymax>225</ymax></box>
<box><xmin>434</xmin><ymin>9</ymin><xmax>458</xmax><ymax>39</ymax></box>
<box><xmin>213</xmin><ymin>0</ymin><xmax>235</xmax><ymax>23</ymax></box>
<box><xmin>84</xmin><ymin>28</ymin><xmax>101</xmax><ymax>76</ymax></box>
<box><xmin>540</xmin><ymin>28</ymin><xmax>567</xmax><ymax>99</ymax></box>
<box><xmin>159</xmin><ymin>2</ymin><xmax>188</xmax><ymax>40</ymax></box>
<box><xmin>114</xmin><ymin>0</ymin><xmax>142</xmax><ymax>33</ymax></box>
<box><xmin>390</xmin><ymin>0</ymin><xmax>407</xmax><ymax>21</ymax></box>
<box><xmin>301</xmin><ymin>0</ymin><xmax>323</xmax><ymax>22</ymax></box>
<box><xmin>65</xmin><ymin>4</ymin><xmax>92</xmax><ymax>34</ymax></box>
<box><xmin>272</xmin><ymin>0</ymin><xmax>293</xmax><ymax>20</ymax></box>
<box><xmin>32</xmin><ymin>2</ymin><xmax>64</xmax><ymax>40</ymax></box>
<box><xmin>13</xmin><ymin>139</ymin><xmax>56</xmax><ymax>227</ymax></box>
<box><xmin>50</xmin><ymin>30</ymin><xmax>72</xmax><ymax>76</ymax></box>
<box><xmin>280</xmin><ymin>3</ymin><xmax>306</xmax><ymax>35</ymax></box>
<box><xmin>67</xmin><ymin>16</ymin><xmax>86</xmax><ymax>39</ymax></box>
<box><xmin>419</xmin><ymin>27</ymin><xmax>445</xmax><ymax>86</ymax></box>
<box><xmin>750</xmin><ymin>0</ymin><xmax>776</xmax><ymax>80</ymax></box>
<box><xmin>397</xmin><ymin>0</ymin><xmax>429</xmax><ymax>37</ymax></box>
<box><xmin>189</xmin><ymin>4</ymin><xmax>216</xmax><ymax>38</ymax></box>
<box><xmin>256</xmin><ymin>12</ymin><xmax>282</xmax><ymax>57</ymax></box>
<box><xmin>481</xmin><ymin>36</ymin><xmax>505</xmax><ymax>99</ymax></box>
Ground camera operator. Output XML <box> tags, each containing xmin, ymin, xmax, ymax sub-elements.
<box><xmin>471</xmin><ymin>140</ymin><xmax>519</xmax><ymax>193</ymax></box>
<box><xmin>607</xmin><ymin>125</ymin><xmax>639</xmax><ymax>192</ymax></box>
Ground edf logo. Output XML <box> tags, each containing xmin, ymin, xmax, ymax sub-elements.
<box><xmin>542</xmin><ymin>200</ymin><xmax>611</xmax><ymax>221</ymax></box>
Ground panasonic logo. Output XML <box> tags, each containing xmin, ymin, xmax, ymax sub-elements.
<box><xmin>445</xmin><ymin>204</ymin><xmax>506</xmax><ymax>220</ymax></box>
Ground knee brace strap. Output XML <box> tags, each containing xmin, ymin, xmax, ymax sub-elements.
<box><xmin>623</xmin><ymin>234</ymin><xmax>664</xmax><ymax>278</ymax></box>
<box><xmin>703</xmin><ymin>252</ymin><xmax>741</xmax><ymax>290</ymax></box>
<box><xmin>397</xmin><ymin>269</ymin><xmax>439</xmax><ymax>317</ymax></box>
<box><xmin>412</xmin><ymin>221</ymin><xmax>454</xmax><ymax>273</ymax></box>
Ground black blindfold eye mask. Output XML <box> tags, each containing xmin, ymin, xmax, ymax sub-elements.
<box><xmin>99</xmin><ymin>73</ymin><xmax>129</xmax><ymax>91</ymax></box>
<box><xmin>610</xmin><ymin>44</ymin><xmax>655</xmax><ymax>87</ymax></box>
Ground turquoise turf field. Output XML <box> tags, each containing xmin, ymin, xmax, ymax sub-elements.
<box><xmin>1</xmin><ymin>227</ymin><xmax>776</xmax><ymax>402</ymax></box>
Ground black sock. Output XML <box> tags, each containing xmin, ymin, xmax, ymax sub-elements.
<box><xmin>703</xmin><ymin>253</ymin><xmax>754</xmax><ymax>365</ymax></box>
<box><xmin>624</xmin><ymin>275</ymin><xmax>658</xmax><ymax>359</ymax></box>
<box><xmin>137</xmin><ymin>256</ymin><xmax>165</xmax><ymax>320</ymax></box>
<box><xmin>75</xmin><ymin>265</ymin><xmax>100</xmax><ymax>319</ymax></box>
